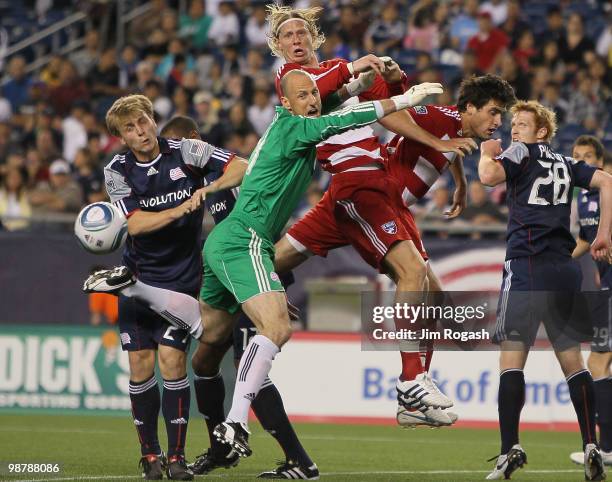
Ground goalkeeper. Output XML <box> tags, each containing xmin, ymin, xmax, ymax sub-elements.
<box><xmin>193</xmin><ymin>68</ymin><xmax>443</xmax><ymax>457</ymax></box>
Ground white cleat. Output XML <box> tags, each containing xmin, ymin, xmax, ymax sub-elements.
<box><xmin>486</xmin><ymin>444</ymin><xmax>527</xmax><ymax>480</ymax></box>
<box><xmin>83</xmin><ymin>266</ymin><xmax>136</xmax><ymax>294</ymax></box>
<box><xmin>584</xmin><ymin>443</ymin><xmax>607</xmax><ymax>481</ymax></box>
<box><xmin>397</xmin><ymin>372</ymin><xmax>453</xmax><ymax>409</ymax></box>
<box><xmin>396</xmin><ymin>405</ymin><xmax>458</xmax><ymax>428</ymax></box>
<box><xmin>572</xmin><ymin>449</ymin><xmax>612</xmax><ymax>467</ymax></box>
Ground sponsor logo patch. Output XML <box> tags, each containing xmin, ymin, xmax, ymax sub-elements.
<box><xmin>381</xmin><ymin>221</ymin><xmax>397</xmax><ymax>234</ymax></box>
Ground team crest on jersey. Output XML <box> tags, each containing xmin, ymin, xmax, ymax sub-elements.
<box><xmin>381</xmin><ymin>221</ymin><xmax>397</xmax><ymax>234</ymax></box>
<box><xmin>270</xmin><ymin>271</ymin><xmax>280</xmax><ymax>282</ymax></box>
<box><xmin>414</xmin><ymin>106</ymin><xmax>428</xmax><ymax>115</ymax></box>
<box><xmin>169</xmin><ymin>167</ymin><xmax>186</xmax><ymax>181</ymax></box>
<box><xmin>589</xmin><ymin>201</ymin><xmax>598</xmax><ymax>212</ymax></box>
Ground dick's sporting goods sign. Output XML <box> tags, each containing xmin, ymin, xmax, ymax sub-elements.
<box><xmin>0</xmin><ymin>325</ymin><xmax>131</xmax><ymax>413</ymax></box>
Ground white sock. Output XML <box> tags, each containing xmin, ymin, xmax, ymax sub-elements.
<box><xmin>122</xmin><ymin>281</ymin><xmax>203</xmax><ymax>338</ymax></box>
<box><xmin>227</xmin><ymin>335</ymin><xmax>279</xmax><ymax>425</ymax></box>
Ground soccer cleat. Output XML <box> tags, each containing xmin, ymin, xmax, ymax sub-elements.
<box><xmin>486</xmin><ymin>444</ymin><xmax>527</xmax><ymax>480</ymax></box>
<box><xmin>83</xmin><ymin>265</ymin><xmax>136</xmax><ymax>294</ymax></box>
<box><xmin>584</xmin><ymin>444</ymin><xmax>607</xmax><ymax>481</ymax></box>
<box><xmin>139</xmin><ymin>454</ymin><xmax>164</xmax><ymax>480</ymax></box>
<box><xmin>214</xmin><ymin>421</ymin><xmax>252</xmax><ymax>457</ymax></box>
<box><xmin>397</xmin><ymin>372</ymin><xmax>453</xmax><ymax>409</ymax></box>
<box><xmin>166</xmin><ymin>455</ymin><xmax>194</xmax><ymax>480</ymax></box>
<box><xmin>572</xmin><ymin>449</ymin><xmax>612</xmax><ymax>467</ymax></box>
<box><xmin>257</xmin><ymin>460</ymin><xmax>320</xmax><ymax>479</ymax></box>
<box><xmin>189</xmin><ymin>447</ymin><xmax>240</xmax><ymax>475</ymax></box>
<box><xmin>396</xmin><ymin>405</ymin><xmax>458</xmax><ymax>428</ymax></box>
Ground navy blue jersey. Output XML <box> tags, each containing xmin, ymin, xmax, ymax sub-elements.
<box><xmin>577</xmin><ymin>188</ymin><xmax>612</xmax><ymax>288</ymax></box>
<box><xmin>104</xmin><ymin>137</ymin><xmax>234</xmax><ymax>295</ymax></box>
<box><xmin>498</xmin><ymin>142</ymin><xmax>596</xmax><ymax>260</ymax></box>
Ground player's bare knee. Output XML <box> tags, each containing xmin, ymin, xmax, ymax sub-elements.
<box><xmin>263</xmin><ymin>320</ymin><xmax>292</xmax><ymax>347</ymax></box>
<box><xmin>587</xmin><ymin>352</ymin><xmax>611</xmax><ymax>379</ymax></box>
<box><xmin>158</xmin><ymin>348</ymin><xmax>187</xmax><ymax>379</ymax></box>
<box><xmin>191</xmin><ymin>342</ymin><xmax>225</xmax><ymax>376</ymax></box>
<box><xmin>128</xmin><ymin>350</ymin><xmax>156</xmax><ymax>382</ymax></box>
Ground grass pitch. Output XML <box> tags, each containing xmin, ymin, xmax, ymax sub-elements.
<box><xmin>0</xmin><ymin>414</ymin><xmax>586</xmax><ymax>481</ymax></box>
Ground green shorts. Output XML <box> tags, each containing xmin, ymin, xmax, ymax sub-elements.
<box><xmin>199</xmin><ymin>216</ymin><xmax>284</xmax><ymax>313</ymax></box>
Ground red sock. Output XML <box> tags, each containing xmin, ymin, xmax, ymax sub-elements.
<box><xmin>399</xmin><ymin>352</ymin><xmax>423</xmax><ymax>381</ymax></box>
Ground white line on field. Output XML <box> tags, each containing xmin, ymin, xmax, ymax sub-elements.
<box><xmin>9</xmin><ymin>469</ymin><xmax>584</xmax><ymax>481</ymax></box>
<box><xmin>0</xmin><ymin>427</ymin><xmax>115</xmax><ymax>434</ymax></box>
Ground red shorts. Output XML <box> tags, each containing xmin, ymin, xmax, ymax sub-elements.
<box><xmin>286</xmin><ymin>170</ymin><xmax>427</xmax><ymax>273</ymax></box>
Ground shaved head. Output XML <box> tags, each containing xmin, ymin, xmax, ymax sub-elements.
<box><xmin>280</xmin><ymin>69</ymin><xmax>315</xmax><ymax>97</ymax></box>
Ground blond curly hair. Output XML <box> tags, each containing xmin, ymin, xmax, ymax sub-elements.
<box><xmin>511</xmin><ymin>100</ymin><xmax>558</xmax><ymax>142</ymax></box>
<box><xmin>266</xmin><ymin>4</ymin><xmax>325</xmax><ymax>58</ymax></box>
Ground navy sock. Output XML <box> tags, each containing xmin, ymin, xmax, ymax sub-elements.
<box><xmin>162</xmin><ymin>376</ymin><xmax>190</xmax><ymax>458</ymax></box>
<box><xmin>129</xmin><ymin>375</ymin><xmax>161</xmax><ymax>456</ymax></box>
<box><xmin>193</xmin><ymin>372</ymin><xmax>226</xmax><ymax>451</ymax></box>
<box><xmin>498</xmin><ymin>369</ymin><xmax>525</xmax><ymax>454</ymax></box>
<box><xmin>594</xmin><ymin>377</ymin><xmax>612</xmax><ymax>452</ymax></box>
<box><xmin>567</xmin><ymin>370</ymin><xmax>597</xmax><ymax>449</ymax></box>
<box><xmin>252</xmin><ymin>380</ymin><xmax>313</xmax><ymax>466</ymax></box>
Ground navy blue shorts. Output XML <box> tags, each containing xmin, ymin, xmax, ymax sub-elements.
<box><xmin>588</xmin><ymin>290</ymin><xmax>612</xmax><ymax>352</ymax></box>
<box><xmin>233</xmin><ymin>313</ymin><xmax>257</xmax><ymax>360</ymax></box>
<box><xmin>118</xmin><ymin>295</ymin><xmax>191</xmax><ymax>352</ymax></box>
<box><xmin>494</xmin><ymin>255</ymin><xmax>589</xmax><ymax>348</ymax></box>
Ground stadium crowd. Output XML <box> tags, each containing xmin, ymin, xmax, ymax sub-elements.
<box><xmin>0</xmin><ymin>0</ymin><xmax>610</xmax><ymax>234</ymax></box>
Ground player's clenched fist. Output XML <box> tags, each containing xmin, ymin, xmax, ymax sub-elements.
<box><xmin>391</xmin><ymin>83</ymin><xmax>443</xmax><ymax>110</ymax></box>
<box><xmin>480</xmin><ymin>139</ymin><xmax>503</xmax><ymax>158</ymax></box>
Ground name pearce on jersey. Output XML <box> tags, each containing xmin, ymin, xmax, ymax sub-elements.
<box><xmin>140</xmin><ymin>187</ymin><xmax>193</xmax><ymax>208</ymax></box>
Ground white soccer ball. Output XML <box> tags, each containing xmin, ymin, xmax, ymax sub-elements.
<box><xmin>74</xmin><ymin>202</ymin><xmax>128</xmax><ymax>254</ymax></box>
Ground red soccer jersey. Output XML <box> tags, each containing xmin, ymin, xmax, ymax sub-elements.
<box><xmin>275</xmin><ymin>59</ymin><xmax>406</xmax><ymax>174</ymax></box>
<box><xmin>387</xmin><ymin>105</ymin><xmax>463</xmax><ymax>207</ymax></box>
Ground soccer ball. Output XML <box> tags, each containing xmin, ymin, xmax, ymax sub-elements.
<box><xmin>74</xmin><ymin>202</ymin><xmax>128</xmax><ymax>254</ymax></box>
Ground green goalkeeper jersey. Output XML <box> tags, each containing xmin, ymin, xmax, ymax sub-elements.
<box><xmin>228</xmin><ymin>102</ymin><xmax>380</xmax><ymax>240</ymax></box>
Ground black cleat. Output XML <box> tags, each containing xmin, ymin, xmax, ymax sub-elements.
<box><xmin>486</xmin><ymin>444</ymin><xmax>527</xmax><ymax>479</ymax></box>
<box><xmin>213</xmin><ymin>421</ymin><xmax>252</xmax><ymax>457</ymax></box>
<box><xmin>189</xmin><ymin>447</ymin><xmax>240</xmax><ymax>475</ymax></box>
<box><xmin>258</xmin><ymin>460</ymin><xmax>320</xmax><ymax>479</ymax></box>
<box><xmin>585</xmin><ymin>443</ymin><xmax>606</xmax><ymax>481</ymax></box>
<box><xmin>83</xmin><ymin>265</ymin><xmax>136</xmax><ymax>294</ymax></box>
<box><xmin>166</xmin><ymin>455</ymin><xmax>193</xmax><ymax>480</ymax></box>
<box><xmin>139</xmin><ymin>454</ymin><xmax>164</xmax><ymax>480</ymax></box>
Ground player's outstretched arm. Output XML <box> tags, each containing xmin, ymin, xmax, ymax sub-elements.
<box><xmin>127</xmin><ymin>201</ymin><xmax>194</xmax><ymax>236</ymax></box>
<box><xmin>191</xmin><ymin>157</ymin><xmax>248</xmax><ymax>209</ymax></box>
<box><xmin>478</xmin><ymin>139</ymin><xmax>505</xmax><ymax>186</ymax></box>
<box><xmin>588</xmin><ymin>170</ymin><xmax>612</xmax><ymax>261</ymax></box>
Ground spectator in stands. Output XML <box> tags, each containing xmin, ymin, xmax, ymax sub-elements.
<box><xmin>88</xmin><ymin>266</ymin><xmax>118</xmax><ymax>325</ymax></box>
<box><xmin>39</xmin><ymin>54</ymin><xmax>65</xmax><ymax>89</ymax></box>
<box><xmin>35</xmin><ymin>128</ymin><xmax>60</xmax><ymax>166</ymax></box>
<box><xmin>20</xmin><ymin>103</ymin><xmax>62</xmax><ymax>152</ymax></box>
<box><xmin>208</xmin><ymin>0</ymin><xmax>239</xmax><ymax>47</ymax></box>
<box><xmin>223</xmin><ymin>101</ymin><xmax>254</xmax><ymax>145</ymax></box>
<box><xmin>47</xmin><ymin>60</ymin><xmax>89</xmax><ymax>117</ymax></box>
<box><xmin>479</xmin><ymin>0</ymin><xmax>508</xmax><ymax>26</ymax></box>
<box><xmin>135</xmin><ymin>61</ymin><xmax>156</xmax><ymax>91</ymax></box>
<box><xmin>535</xmin><ymin>40</ymin><xmax>566</xmax><ymax>83</ymax></box>
<box><xmin>118</xmin><ymin>45</ymin><xmax>140</xmax><ymax>89</ymax></box>
<box><xmin>74</xmin><ymin>147</ymin><xmax>106</xmax><ymax>205</ymax></box>
<box><xmin>247</xmin><ymin>87</ymin><xmax>274</xmax><ymax>137</ymax></box>
<box><xmin>156</xmin><ymin>38</ymin><xmax>196</xmax><ymax>82</ymax></box>
<box><xmin>403</xmin><ymin>3</ymin><xmax>440</xmax><ymax>53</ymax></box>
<box><xmin>566</xmin><ymin>75</ymin><xmax>607</xmax><ymax>133</ymax></box>
<box><xmin>512</xmin><ymin>31</ymin><xmax>536</xmax><ymax>72</ymax></box>
<box><xmin>467</xmin><ymin>11</ymin><xmax>509</xmax><ymax>72</ymax></box>
<box><xmin>499</xmin><ymin>0</ymin><xmax>528</xmax><ymax>49</ymax></box>
<box><xmin>0</xmin><ymin>92</ymin><xmax>11</xmax><ymax>123</ymax></box>
<box><xmin>498</xmin><ymin>53</ymin><xmax>530</xmax><ymax>100</ymax></box>
<box><xmin>192</xmin><ymin>90</ymin><xmax>223</xmax><ymax>146</ymax></box>
<box><xmin>128</xmin><ymin>0</ymin><xmax>167</xmax><ymax>48</ymax></box>
<box><xmin>61</xmin><ymin>103</ymin><xmax>88</xmax><ymax>163</ymax></box>
<box><xmin>538</xmin><ymin>6</ymin><xmax>564</xmax><ymax>45</ymax></box>
<box><xmin>88</xmin><ymin>48</ymin><xmax>124</xmax><ymax>104</ymax></box>
<box><xmin>179</xmin><ymin>0</ymin><xmax>212</xmax><ymax>51</ymax></box>
<box><xmin>588</xmin><ymin>56</ymin><xmax>610</xmax><ymax>101</ymax></box>
<box><xmin>24</xmin><ymin>147</ymin><xmax>45</xmax><ymax>187</ymax></box>
<box><xmin>364</xmin><ymin>3</ymin><xmax>404</xmax><ymax>56</ymax></box>
<box><xmin>3</xmin><ymin>56</ymin><xmax>34</xmax><ymax>112</ymax></box>
<box><xmin>418</xmin><ymin>185</ymin><xmax>451</xmax><ymax>223</ymax></box>
<box><xmin>540</xmin><ymin>81</ymin><xmax>568</xmax><ymax>125</ymax></box>
<box><xmin>449</xmin><ymin>0</ymin><xmax>479</xmax><ymax>52</ymax></box>
<box><xmin>333</xmin><ymin>4</ymin><xmax>367</xmax><ymax>53</ymax></box>
<box><xmin>159</xmin><ymin>8</ymin><xmax>179</xmax><ymax>43</ymax></box>
<box><xmin>29</xmin><ymin>159</ymin><xmax>82</xmax><ymax>214</ymax></box>
<box><xmin>242</xmin><ymin>48</ymin><xmax>268</xmax><ymax>88</ymax></box>
<box><xmin>450</xmin><ymin>50</ymin><xmax>483</xmax><ymax>91</ymax></box>
<box><xmin>143</xmin><ymin>80</ymin><xmax>172</xmax><ymax>122</ymax></box>
<box><xmin>559</xmin><ymin>13</ymin><xmax>595</xmax><ymax>74</ymax></box>
<box><xmin>170</xmin><ymin>86</ymin><xmax>196</xmax><ymax>118</ymax></box>
<box><xmin>0</xmin><ymin>166</ymin><xmax>31</xmax><ymax>231</ymax></box>
<box><xmin>69</xmin><ymin>30</ymin><xmax>100</xmax><ymax>77</ymax></box>
<box><xmin>245</xmin><ymin>3</ymin><xmax>268</xmax><ymax>49</ymax></box>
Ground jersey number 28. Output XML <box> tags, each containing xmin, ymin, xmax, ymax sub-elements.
<box><xmin>528</xmin><ymin>161</ymin><xmax>570</xmax><ymax>206</ymax></box>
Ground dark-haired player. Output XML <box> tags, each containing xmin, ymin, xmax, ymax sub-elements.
<box><xmin>86</xmin><ymin>95</ymin><xmax>246</xmax><ymax>480</ymax></box>
<box><xmin>479</xmin><ymin>101</ymin><xmax>612</xmax><ymax>481</ymax></box>
<box><xmin>569</xmin><ymin>135</ymin><xmax>612</xmax><ymax>468</ymax></box>
<box><xmin>160</xmin><ymin>116</ymin><xmax>319</xmax><ymax>480</ymax></box>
